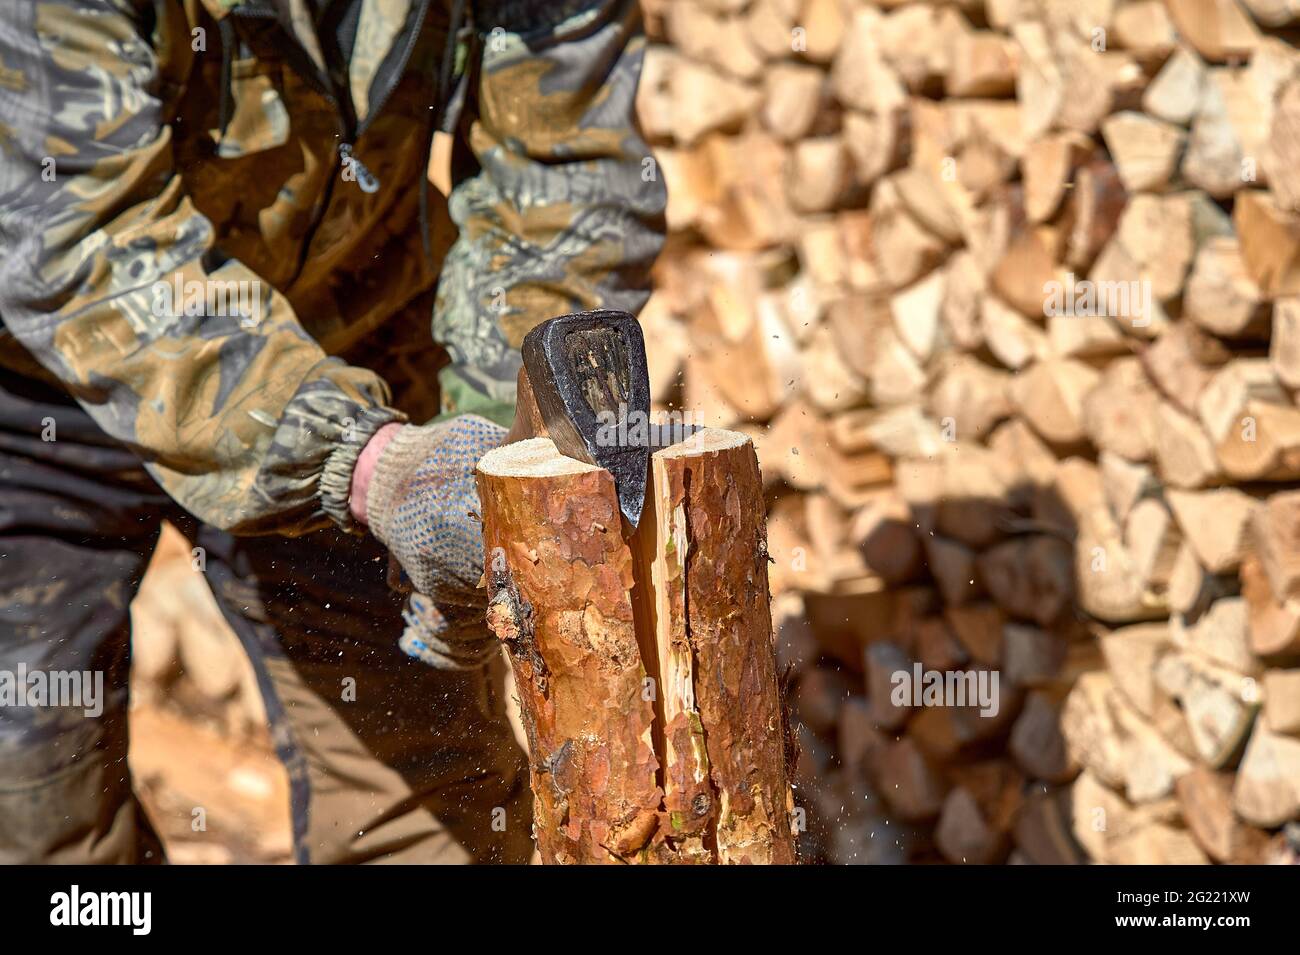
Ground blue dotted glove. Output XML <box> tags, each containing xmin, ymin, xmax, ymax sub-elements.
<box><xmin>364</xmin><ymin>415</ymin><xmax>505</xmax><ymax>668</ymax></box>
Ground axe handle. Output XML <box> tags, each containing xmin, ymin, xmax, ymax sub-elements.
<box><xmin>506</xmin><ymin>365</ymin><xmax>549</xmax><ymax>444</ymax></box>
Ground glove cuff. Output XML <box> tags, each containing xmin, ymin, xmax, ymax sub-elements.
<box><xmin>363</xmin><ymin>421</ymin><xmax>431</xmax><ymax>549</ymax></box>
<box><xmin>321</xmin><ymin>406</ymin><xmax>408</xmax><ymax>535</ymax></box>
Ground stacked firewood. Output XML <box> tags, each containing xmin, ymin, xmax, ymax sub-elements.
<box><xmin>637</xmin><ymin>0</ymin><xmax>1300</xmax><ymax>863</ymax></box>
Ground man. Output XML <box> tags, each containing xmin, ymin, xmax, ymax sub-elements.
<box><xmin>0</xmin><ymin>0</ymin><xmax>665</xmax><ymax>863</ymax></box>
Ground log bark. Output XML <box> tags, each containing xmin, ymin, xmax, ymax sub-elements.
<box><xmin>477</xmin><ymin>440</ymin><xmax>661</xmax><ymax>864</ymax></box>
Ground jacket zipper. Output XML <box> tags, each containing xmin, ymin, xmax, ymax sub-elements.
<box><xmin>224</xmin><ymin>0</ymin><xmax>435</xmax><ymax>267</ymax></box>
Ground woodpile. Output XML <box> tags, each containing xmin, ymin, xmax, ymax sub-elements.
<box><xmin>638</xmin><ymin>0</ymin><xmax>1300</xmax><ymax>864</ymax></box>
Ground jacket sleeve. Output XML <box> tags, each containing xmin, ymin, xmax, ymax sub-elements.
<box><xmin>0</xmin><ymin>0</ymin><xmax>405</xmax><ymax>536</ymax></box>
<box><xmin>433</xmin><ymin>0</ymin><xmax>668</xmax><ymax>425</ymax></box>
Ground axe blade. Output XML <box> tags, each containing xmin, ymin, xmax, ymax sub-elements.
<box><xmin>520</xmin><ymin>309</ymin><xmax>651</xmax><ymax>529</ymax></box>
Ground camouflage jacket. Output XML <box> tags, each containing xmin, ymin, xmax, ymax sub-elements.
<box><xmin>0</xmin><ymin>0</ymin><xmax>665</xmax><ymax>535</ymax></box>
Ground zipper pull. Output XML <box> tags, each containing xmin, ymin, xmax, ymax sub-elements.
<box><xmin>339</xmin><ymin>142</ymin><xmax>380</xmax><ymax>194</ymax></box>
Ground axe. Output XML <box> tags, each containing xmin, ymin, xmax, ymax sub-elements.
<box><xmin>505</xmin><ymin>309</ymin><xmax>654</xmax><ymax>530</ymax></box>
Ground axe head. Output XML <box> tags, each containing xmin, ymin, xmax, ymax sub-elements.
<box><xmin>520</xmin><ymin>309</ymin><xmax>651</xmax><ymax>529</ymax></box>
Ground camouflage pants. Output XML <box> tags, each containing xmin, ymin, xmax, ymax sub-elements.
<box><xmin>0</xmin><ymin>372</ymin><xmax>532</xmax><ymax>864</ymax></box>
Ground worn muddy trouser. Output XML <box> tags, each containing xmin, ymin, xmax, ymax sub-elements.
<box><xmin>0</xmin><ymin>372</ymin><xmax>532</xmax><ymax>864</ymax></box>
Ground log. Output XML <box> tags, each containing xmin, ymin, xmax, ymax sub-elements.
<box><xmin>1010</xmin><ymin>691</ymin><xmax>1078</xmax><ymax>783</ymax></box>
<box><xmin>1263</xmin><ymin>669</ymin><xmax>1300</xmax><ymax>737</ymax></box>
<box><xmin>1241</xmin><ymin>550</ymin><xmax>1300</xmax><ymax>657</ymax></box>
<box><xmin>1197</xmin><ymin>360</ymin><xmax>1300</xmax><ymax>481</ymax></box>
<box><xmin>1009</xmin><ymin>358</ymin><xmax>1100</xmax><ymax>448</ymax></box>
<box><xmin>874</xmin><ymin>737</ymin><xmax>948</xmax><ymax>821</ymax></box>
<box><xmin>645</xmin><ymin>431</ymin><xmax>800</xmax><ymax>863</ymax></box>
<box><xmin>1269</xmin><ymin>297</ymin><xmax>1300</xmax><ymax>389</ymax></box>
<box><xmin>1152</xmin><ymin>401</ymin><xmax>1222</xmax><ymax>489</ymax></box>
<box><xmin>1153</xmin><ymin>651</ymin><xmax>1258</xmax><ymax>768</ymax></box>
<box><xmin>477</xmin><ymin>431</ymin><xmax>797</xmax><ymax>864</ymax></box>
<box><xmin>935</xmin><ymin>787</ymin><xmax>1009</xmax><ymax>864</ymax></box>
<box><xmin>978</xmin><ymin>538</ymin><xmax>1073</xmax><ymax>627</ymax></box>
<box><xmin>1234</xmin><ymin>189</ymin><xmax>1300</xmax><ymax>298</ymax></box>
<box><xmin>1165</xmin><ymin>487</ymin><xmax>1258</xmax><ymax>574</ymax></box>
<box><xmin>1022</xmin><ymin>132</ymin><xmax>1093</xmax><ymax>224</ymax></box>
<box><xmin>1101</xmin><ymin>451</ymin><xmax>1160</xmax><ymax>525</ymax></box>
<box><xmin>1176</xmin><ymin>768</ymin><xmax>1271</xmax><ymax>863</ymax></box>
<box><xmin>1184</xmin><ymin>237</ymin><xmax>1269</xmax><ymax>339</ymax></box>
<box><xmin>1233</xmin><ymin>722</ymin><xmax>1300</xmax><ymax>826</ymax></box>
<box><xmin>1113</xmin><ymin>0</ymin><xmax>1178</xmax><ymax>65</ymax></box>
<box><xmin>1082</xmin><ymin>358</ymin><xmax>1161</xmax><ymax>461</ymax></box>
<box><xmin>1143</xmin><ymin>46</ymin><xmax>1207</xmax><ymax>125</ymax></box>
<box><xmin>1141</xmin><ymin>321</ymin><xmax>1232</xmax><ymax>415</ymax></box>
<box><xmin>1250</xmin><ymin>490</ymin><xmax>1300</xmax><ymax>603</ymax></box>
<box><xmin>477</xmin><ymin>440</ymin><xmax>661</xmax><ymax>864</ymax></box>
<box><xmin>1014</xmin><ymin>786</ymin><xmax>1085</xmax><ymax>864</ymax></box>
<box><xmin>1164</xmin><ymin>0</ymin><xmax>1260</xmax><ymax>63</ymax></box>
<box><xmin>1100</xmin><ymin>112</ymin><xmax>1186</xmax><ymax>193</ymax></box>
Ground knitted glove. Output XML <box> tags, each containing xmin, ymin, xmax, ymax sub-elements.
<box><xmin>363</xmin><ymin>415</ymin><xmax>505</xmax><ymax>669</ymax></box>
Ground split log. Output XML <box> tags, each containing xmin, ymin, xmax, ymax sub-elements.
<box><xmin>1250</xmin><ymin>490</ymin><xmax>1300</xmax><ymax>603</ymax></box>
<box><xmin>1241</xmin><ymin>550</ymin><xmax>1300</xmax><ymax>657</ymax></box>
<box><xmin>1009</xmin><ymin>691</ymin><xmax>1078</xmax><ymax>783</ymax></box>
<box><xmin>1081</xmin><ymin>358</ymin><xmax>1161</xmax><ymax>462</ymax></box>
<box><xmin>644</xmin><ymin>431</ymin><xmax>801</xmax><ymax>863</ymax></box>
<box><xmin>1176</xmin><ymin>768</ymin><xmax>1271</xmax><ymax>863</ymax></box>
<box><xmin>850</xmin><ymin>489</ymin><xmax>923</xmax><ymax>585</ymax></box>
<box><xmin>1185</xmin><ymin>238</ymin><xmax>1269</xmax><ymax>339</ymax></box>
<box><xmin>864</xmin><ymin>641</ymin><xmax>914</xmax><ymax>731</ymax></box>
<box><xmin>1141</xmin><ymin>321</ymin><xmax>1232</xmax><ymax>415</ymax></box>
<box><xmin>1173</xmin><ymin>596</ymin><xmax>1259</xmax><ymax>675</ymax></box>
<box><xmin>1101</xmin><ymin>452</ymin><xmax>1160</xmax><ymax>525</ymax></box>
<box><xmin>1013</xmin><ymin>786</ymin><xmax>1085</xmax><ymax>864</ymax></box>
<box><xmin>1143</xmin><ymin>46</ymin><xmax>1206</xmax><ymax>125</ymax></box>
<box><xmin>1100</xmin><ymin>112</ymin><xmax>1186</xmax><ymax>194</ymax></box>
<box><xmin>1099</xmin><ymin>623</ymin><xmax>1170</xmax><ymax>716</ymax></box>
<box><xmin>1264</xmin><ymin>669</ymin><xmax>1300</xmax><ymax>735</ymax></box>
<box><xmin>1164</xmin><ymin>0</ymin><xmax>1260</xmax><ymax>63</ymax></box>
<box><xmin>1022</xmin><ymin>132</ymin><xmax>1093</xmax><ymax>224</ymax></box>
<box><xmin>1197</xmin><ymin>360</ymin><xmax>1300</xmax><ymax>481</ymax></box>
<box><xmin>978</xmin><ymin>538</ymin><xmax>1073</xmax><ymax>627</ymax></box>
<box><xmin>1269</xmin><ymin>297</ymin><xmax>1300</xmax><ymax>389</ymax></box>
<box><xmin>1233</xmin><ymin>722</ymin><xmax>1300</xmax><ymax>826</ymax></box>
<box><xmin>1113</xmin><ymin>1</ymin><xmax>1178</xmax><ymax>65</ymax></box>
<box><xmin>935</xmin><ymin>787</ymin><xmax>1009</xmax><ymax>864</ymax></box>
<box><xmin>1153</xmin><ymin>651</ymin><xmax>1259</xmax><ymax>768</ymax></box>
<box><xmin>477</xmin><ymin>432</ymin><xmax>797</xmax><ymax>864</ymax></box>
<box><xmin>1234</xmin><ymin>189</ymin><xmax>1300</xmax><ymax>298</ymax></box>
<box><xmin>1166</xmin><ymin>487</ymin><xmax>1258</xmax><ymax>574</ymax></box>
<box><xmin>874</xmin><ymin>737</ymin><xmax>948</xmax><ymax>821</ymax></box>
<box><xmin>477</xmin><ymin>440</ymin><xmax>662</xmax><ymax>864</ymax></box>
<box><xmin>1009</xmin><ymin>358</ymin><xmax>1100</xmax><ymax>448</ymax></box>
<box><xmin>1152</xmin><ymin>401</ymin><xmax>1222</xmax><ymax>489</ymax></box>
